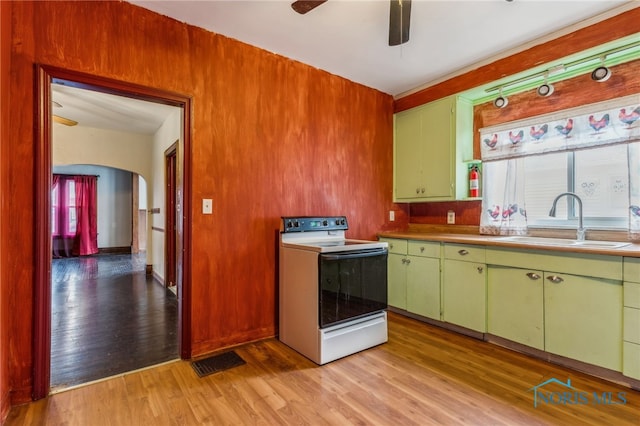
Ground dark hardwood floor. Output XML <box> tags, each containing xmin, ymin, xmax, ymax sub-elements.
<box><xmin>50</xmin><ymin>253</ymin><xmax>178</xmax><ymax>391</ymax></box>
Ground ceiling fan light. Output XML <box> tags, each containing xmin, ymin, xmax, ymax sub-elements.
<box><xmin>537</xmin><ymin>83</ymin><xmax>554</xmax><ymax>97</ymax></box>
<box><xmin>494</xmin><ymin>96</ymin><xmax>508</xmax><ymax>109</ymax></box>
<box><xmin>591</xmin><ymin>65</ymin><xmax>611</xmax><ymax>82</ymax></box>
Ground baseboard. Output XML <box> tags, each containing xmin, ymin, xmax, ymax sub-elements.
<box><xmin>98</xmin><ymin>246</ymin><xmax>131</xmax><ymax>255</ymax></box>
<box><xmin>152</xmin><ymin>270</ymin><xmax>164</xmax><ymax>286</ymax></box>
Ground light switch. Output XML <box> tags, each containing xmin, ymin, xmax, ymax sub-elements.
<box><xmin>202</xmin><ymin>199</ymin><xmax>213</xmax><ymax>214</ymax></box>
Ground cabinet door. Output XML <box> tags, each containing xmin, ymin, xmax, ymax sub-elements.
<box><xmin>387</xmin><ymin>253</ymin><xmax>407</xmax><ymax>310</ymax></box>
<box><xmin>488</xmin><ymin>266</ymin><xmax>544</xmax><ymax>350</ymax></box>
<box><xmin>420</xmin><ymin>97</ymin><xmax>453</xmax><ymax>198</ymax></box>
<box><xmin>406</xmin><ymin>256</ymin><xmax>440</xmax><ymax>320</ymax></box>
<box><xmin>443</xmin><ymin>259</ymin><xmax>486</xmax><ymax>332</ymax></box>
<box><xmin>544</xmin><ymin>273</ymin><xmax>622</xmax><ymax>371</ymax></box>
<box><xmin>394</xmin><ymin>110</ymin><xmax>423</xmax><ymax>200</ymax></box>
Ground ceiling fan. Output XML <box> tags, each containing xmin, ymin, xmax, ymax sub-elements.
<box><xmin>291</xmin><ymin>0</ymin><xmax>411</xmax><ymax>46</ymax></box>
<box><xmin>52</xmin><ymin>100</ymin><xmax>78</xmax><ymax>126</ymax></box>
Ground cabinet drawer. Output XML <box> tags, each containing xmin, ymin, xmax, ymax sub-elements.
<box><xmin>444</xmin><ymin>243</ymin><xmax>485</xmax><ymax>263</ymax></box>
<box><xmin>624</xmin><ymin>307</ymin><xmax>640</xmax><ymax>344</ymax></box>
<box><xmin>624</xmin><ymin>257</ymin><xmax>640</xmax><ymax>283</ymax></box>
<box><xmin>380</xmin><ymin>238</ymin><xmax>407</xmax><ymax>255</ymax></box>
<box><xmin>623</xmin><ymin>341</ymin><xmax>640</xmax><ymax>380</ymax></box>
<box><xmin>408</xmin><ymin>240</ymin><xmax>440</xmax><ymax>258</ymax></box>
<box><xmin>624</xmin><ymin>282</ymin><xmax>640</xmax><ymax>309</ymax></box>
<box><xmin>486</xmin><ymin>247</ymin><xmax>622</xmax><ymax>281</ymax></box>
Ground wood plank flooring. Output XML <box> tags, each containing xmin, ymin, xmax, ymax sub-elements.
<box><xmin>9</xmin><ymin>312</ymin><xmax>639</xmax><ymax>425</ymax></box>
<box><xmin>50</xmin><ymin>254</ymin><xmax>178</xmax><ymax>390</ymax></box>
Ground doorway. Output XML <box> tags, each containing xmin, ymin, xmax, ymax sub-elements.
<box><xmin>34</xmin><ymin>65</ymin><xmax>193</xmax><ymax>399</ymax></box>
<box><xmin>165</xmin><ymin>143</ymin><xmax>177</xmax><ymax>291</ymax></box>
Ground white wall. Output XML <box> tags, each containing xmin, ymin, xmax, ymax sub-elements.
<box><xmin>53</xmin><ymin>124</ymin><xmax>153</xmax><ymax>183</ymax></box>
<box><xmin>52</xmin><ymin>164</ymin><xmax>132</xmax><ymax>248</ymax></box>
<box><xmin>138</xmin><ymin>175</ymin><xmax>147</xmax><ymax>209</ymax></box>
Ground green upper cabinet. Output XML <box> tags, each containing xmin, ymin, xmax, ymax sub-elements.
<box><xmin>393</xmin><ymin>95</ymin><xmax>474</xmax><ymax>202</ymax></box>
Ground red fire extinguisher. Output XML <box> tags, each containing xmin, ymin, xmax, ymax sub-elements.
<box><xmin>469</xmin><ymin>165</ymin><xmax>479</xmax><ymax>198</ymax></box>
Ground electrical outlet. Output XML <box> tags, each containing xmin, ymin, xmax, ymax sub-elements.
<box><xmin>202</xmin><ymin>199</ymin><xmax>213</xmax><ymax>214</ymax></box>
<box><xmin>447</xmin><ymin>210</ymin><xmax>455</xmax><ymax>224</ymax></box>
<box><xmin>389</xmin><ymin>210</ymin><xmax>395</xmax><ymax>221</ymax></box>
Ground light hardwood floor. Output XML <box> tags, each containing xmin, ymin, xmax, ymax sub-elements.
<box><xmin>7</xmin><ymin>313</ymin><xmax>640</xmax><ymax>425</ymax></box>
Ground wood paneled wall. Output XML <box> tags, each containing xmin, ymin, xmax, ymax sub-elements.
<box><xmin>1</xmin><ymin>0</ymin><xmax>395</xmax><ymax>406</ymax></box>
<box><xmin>1</xmin><ymin>0</ymin><xmax>10</xmax><ymax>420</ymax></box>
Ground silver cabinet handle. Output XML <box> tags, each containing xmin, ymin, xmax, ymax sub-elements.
<box><xmin>420</xmin><ymin>247</ymin><xmax>425</xmax><ymax>253</ymax></box>
<box><xmin>477</xmin><ymin>266</ymin><xmax>483</xmax><ymax>273</ymax></box>
<box><xmin>421</xmin><ymin>188</ymin><xmax>425</xmax><ymax>194</ymax></box>
<box><xmin>405</xmin><ymin>258</ymin><xmax>411</xmax><ymax>265</ymax></box>
<box><xmin>526</xmin><ymin>272</ymin><xmax>541</xmax><ymax>280</ymax></box>
<box><xmin>546</xmin><ymin>275</ymin><xmax>564</xmax><ymax>284</ymax></box>
<box><xmin>401</xmin><ymin>258</ymin><xmax>407</xmax><ymax>264</ymax></box>
<box><xmin>416</xmin><ymin>188</ymin><xmax>420</xmax><ymax>194</ymax></box>
<box><xmin>389</xmin><ymin>243</ymin><xmax>394</xmax><ymax>250</ymax></box>
<box><xmin>458</xmin><ymin>249</ymin><xmax>469</xmax><ymax>256</ymax></box>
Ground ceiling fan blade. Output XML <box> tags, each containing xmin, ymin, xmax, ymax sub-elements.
<box><xmin>389</xmin><ymin>0</ymin><xmax>411</xmax><ymax>46</ymax></box>
<box><xmin>53</xmin><ymin>114</ymin><xmax>78</xmax><ymax>126</ymax></box>
<box><xmin>291</xmin><ymin>0</ymin><xmax>327</xmax><ymax>15</ymax></box>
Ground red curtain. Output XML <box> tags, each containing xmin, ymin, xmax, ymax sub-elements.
<box><xmin>72</xmin><ymin>175</ymin><xmax>98</xmax><ymax>256</ymax></box>
<box><xmin>52</xmin><ymin>174</ymin><xmax>98</xmax><ymax>257</ymax></box>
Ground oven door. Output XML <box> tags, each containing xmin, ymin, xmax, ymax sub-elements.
<box><xmin>318</xmin><ymin>248</ymin><xmax>388</xmax><ymax>329</ymax></box>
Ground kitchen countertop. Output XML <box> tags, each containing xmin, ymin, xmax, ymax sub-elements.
<box><xmin>377</xmin><ymin>230</ymin><xmax>640</xmax><ymax>258</ymax></box>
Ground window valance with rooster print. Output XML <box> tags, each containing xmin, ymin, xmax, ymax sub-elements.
<box><xmin>480</xmin><ymin>94</ymin><xmax>640</xmax><ymax>162</ymax></box>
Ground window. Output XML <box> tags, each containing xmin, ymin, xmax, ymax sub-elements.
<box><xmin>524</xmin><ymin>144</ymin><xmax>629</xmax><ymax>229</ymax></box>
<box><xmin>51</xmin><ymin>177</ymin><xmax>77</xmax><ymax>237</ymax></box>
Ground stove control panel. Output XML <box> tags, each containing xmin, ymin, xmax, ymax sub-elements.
<box><xmin>281</xmin><ymin>216</ymin><xmax>348</xmax><ymax>232</ymax></box>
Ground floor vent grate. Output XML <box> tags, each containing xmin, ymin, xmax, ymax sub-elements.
<box><xmin>191</xmin><ymin>351</ymin><xmax>245</xmax><ymax>378</ymax></box>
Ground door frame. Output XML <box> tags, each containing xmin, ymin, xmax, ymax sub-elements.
<box><xmin>165</xmin><ymin>143</ymin><xmax>177</xmax><ymax>288</ymax></box>
<box><xmin>34</xmin><ymin>64</ymin><xmax>193</xmax><ymax>399</ymax></box>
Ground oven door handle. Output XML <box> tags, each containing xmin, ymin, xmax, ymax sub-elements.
<box><xmin>320</xmin><ymin>249</ymin><xmax>387</xmax><ymax>260</ymax></box>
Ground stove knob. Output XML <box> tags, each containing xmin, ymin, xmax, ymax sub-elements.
<box><xmin>322</xmin><ymin>220</ymin><xmax>328</xmax><ymax>226</ymax></box>
<box><xmin>294</xmin><ymin>220</ymin><xmax>300</xmax><ymax>228</ymax></box>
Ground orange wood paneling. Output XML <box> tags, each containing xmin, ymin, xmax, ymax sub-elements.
<box><xmin>1</xmin><ymin>0</ymin><xmax>11</xmax><ymax>421</ymax></box>
<box><xmin>394</xmin><ymin>7</ymin><xmax>640</xmax><ymax>113</ymax></box>
<box><xmin>3</xmin><ymin>0</ymin><xmax>395</xmax><ymax>403</ymax></box>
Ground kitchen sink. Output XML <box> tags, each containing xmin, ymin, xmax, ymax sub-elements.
<box><xmin>495</xmin><ymin>236</ymin><xmax>631</xmax><ymax>249</ymax></box>
<box><xmin>572</xmin><ymin>240</ymin><xmax>631</xmax><ymax>248</ymax></box>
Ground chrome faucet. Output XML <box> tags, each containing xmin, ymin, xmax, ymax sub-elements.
<box><xmin>549</xmin><ymin>192</ymin><xmax>585</xmax><ymax>241</ymax></box>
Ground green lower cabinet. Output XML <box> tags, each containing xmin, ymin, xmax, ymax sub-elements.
<box><xmin>387</xmin><ymin>252</ymin><xmax>407</xmax><ymax>310</ymax></box>
<box><xmin>544</xmin><ymin>272</ymin><xmax>622</xmax><ymax>371</ymax></box>
<box><xmin>443</xmin><ymin>259</ymin><xmax>486</xmax><ymax>332</ymax></box>
<box><xmin>406</xmin><ymin>256</ymin><xmax>441</xmax><ymax>319</ymax></box>
<box><xmin>487</xmin><ymin>266</ymin><xmax>544</xmax><ymax>350</ymax></box>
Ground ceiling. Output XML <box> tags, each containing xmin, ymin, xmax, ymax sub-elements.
<box><xmin>130</xmin><ymin>0</ymin><xmax>635</xmax><ymax>97</ymax></box>
<box><xmin>52</xmin><ymin>83</ymin><xmax>179</xmax><ymax>134</ymax></box>
<box><xmin>53</xmin><ymin>1</ymin><xmax>638</xmax><ymax>134</ymax></box>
